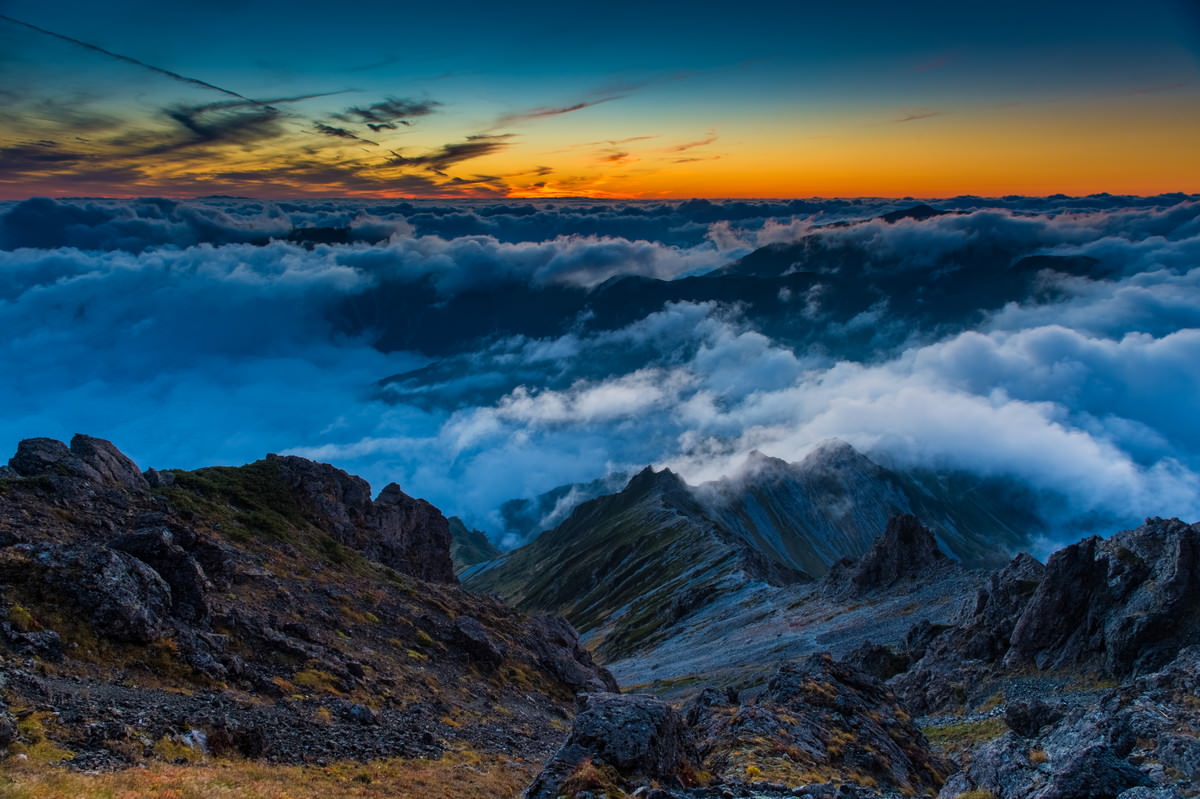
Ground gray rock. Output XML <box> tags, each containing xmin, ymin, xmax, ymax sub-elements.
<box><xmin>69</xmin><ymin>434</ymin><xmax>147</xmax><ymax>490</ymax></box>
<box><xmin>9</xmin><ymin>437</ymin><xmax>103</xmax><ymax>482</ymax></box>
<box><xmin>1006</xmin><ymin>698</ymin><xmax>1067</xmax><ymax>738</ymax></box>
<box><xmin>1006</xmin><ymin>519</ymin><xmax>1200</xmax><ymax>677</ymax></box>
<box><xmin>110</xmin><ymin>527</ymin><xmax>211</xmax><ymax>623</ymax></box>
<box><xmin>525</xmin><ymin>692</ymin><xmax>694</xmax><ymax>799</ymax></box>
<box><xmin>454</xmin><ymin>615</ymin><xmax>505</xmax><ymax>668</ymax></box>
<box><xmin>0</xmin><ymin>545</ymin><xmax>172</xmax><ymax>643</ymax></box>
<box><xmin>1032</xmin><ymin>745</ymin><xmax>1151</xmax><ymax>799</ymax></box>
<box><xmin>8</xmin><ymin>435</ymin><xmax>148</xmax><ymax>491</ymax></box>
<box><xmin>524</xmin><ymin>614</ymin><xmax>619</xmax><ymax>695</ymax></box>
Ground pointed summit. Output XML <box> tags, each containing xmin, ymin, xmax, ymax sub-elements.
<box><xmin>624</xmin><ymin>465</ymin><xmax>690</xmax><ymax>500</ymax></box>
<box><xmin>850</xmin><ymin>514</ymin><xmax>949</xmax><ymax>593</ymax></box>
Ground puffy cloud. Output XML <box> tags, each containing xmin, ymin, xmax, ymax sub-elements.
<box><xmin>2</xmin><ymin>197</ymin><xmax>1199</xmax><ymax>549</ymax></box>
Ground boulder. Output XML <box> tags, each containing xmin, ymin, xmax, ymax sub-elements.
<box><xmin>1032</xmin><ymin>745</ymin><xmax>1151</xmax><ymax>799</ymax></box>
<box><xmin>453</xmin><ymin>615</ymin><xmax>505</xmax><ymax>669</ymax></box>
<box><xmin>69</xmin><ymin>434</ymin><xmax>147</xmax><ymax>490</ymax></box>
<box><xmin>525</xmin><ymin>693</ymin><xmax>695</xmax><ymax>799</ymax></box>
<box><xmin>0</xmin><ymin>545</ymin><xmax>172</xmax><ymax>643</ymax></box>
<box><xmin>9</xmin><ymin>437</ymin><xmax>103</xmax><ymax>483</ymax></box>
<box><xmin>1005</xmin><ymin>698</ymin><xmax>1066</xmax><ymax>738</ymax></box>
<box><xmin>8</xmin><ymin>435</ymin><xmax>147</xmax><ymax>490</ymax></box>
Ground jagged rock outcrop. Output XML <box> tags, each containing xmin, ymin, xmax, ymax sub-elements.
<box><xmin>1005</xmin><ymin>518</ymin><xmax>1200</xmax><ymax>677</ymax></box>
<box><xmin>893</xmin><ymin>518</ymin><xmax>1200</xmax><ymax>716</ymax></box>
<box><xmin>525</xmin><ymin>692</ymin><xmax>696</xmax><ymax>799</ymax></box>
<box><xmin>850</xmin><ymin>513</ymin><xmax>949</xmax><ymax>592</ymax></box>
<box><xmin>368</xmin><ymin>484</ymin><xmax>456</xmax><ymax>584</ymax></box>
<box><xmin>824</xmin><ymin>514</ymin><xmax>957</xmax><ymax>598</ymax></box>
<box><xmin>9</xmin><ymin>434</ymin><xmax>148</xmax><ymax>491</ymax></box>
<box><xmin>267</xmin><ymin>454</ymin><xmax>456</xmax><ymax>584</ymax></box>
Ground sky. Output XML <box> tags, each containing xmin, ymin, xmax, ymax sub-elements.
<box><xmin>2</xmin><ymin>0</ymin><xmax>1199</xmax><ymax>198</ymax></box>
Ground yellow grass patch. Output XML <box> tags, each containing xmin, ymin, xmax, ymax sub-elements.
<box><xmin>1</xmin><ymin>747</ymin><xmax>536</xmax><ymax>799</ymax></box>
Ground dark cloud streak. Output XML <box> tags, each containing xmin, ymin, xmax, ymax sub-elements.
<box><xmin>0</xmin><ymin>13</ymin><xmax>258</xmax><ymax>104</ymax></box>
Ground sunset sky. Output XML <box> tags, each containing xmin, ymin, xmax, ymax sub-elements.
<box><xmin>2</xmin><ymin>0</ymin><xmax>1199</xmax><ymax>199</ymax></box>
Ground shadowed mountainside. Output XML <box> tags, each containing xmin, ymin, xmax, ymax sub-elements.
<box><xmin>0</xmin><ymin>434</ymin><xmax>613</xmax><ymax>775</ymax></box>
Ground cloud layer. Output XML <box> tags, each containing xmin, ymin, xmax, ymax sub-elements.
<box><xmin>1</xmin><ymin>196</ymin><xmax>1198</xmax><ymax>552</ymax></box>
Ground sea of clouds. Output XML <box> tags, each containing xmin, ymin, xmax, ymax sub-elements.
<box><xmin>2</xmin><ymin>194</ymin><xmax>1197</xmax><ymax>550</ymax></box>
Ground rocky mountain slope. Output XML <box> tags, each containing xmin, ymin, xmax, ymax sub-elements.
<box><xmin>467</xmin><ymin>442</ymin><xmax>1037</xmax><ymax>682</ymax></box>
<box><xmin>519</xmin><ymin>516</ymin><xmax>1200</xmax><ymax>799</ymax></box>
<box><xmin>3</xmin><ymin>433</ymin><xmax>1196</xmax><ymax>798</ymax></box>
<box><xmin>0</xmin><ymin>434</ymin><xmax>613</xmax><ymax>777</ymax></box>
<box><xmin>699</xmin><ymin>440</ymin><xmax>1038</xmax><ymax>575</ymax></box>
<box><xmin>467</xmin><ymin>466</ymin><xmax>803</xmax><ymax>664</ymax></box>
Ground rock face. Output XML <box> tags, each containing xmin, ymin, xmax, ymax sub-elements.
<box><xmin>109</xmin><ymin>527</ymin><xmax>212</xmax><ymax>623</ymax></box>
<box><xmin>368</xmin><ymin>484</ymin><xmax>456</xmax><ymax>584</ymax></box>
<box><xmin>0</xmin><ymin>545</ymin><xmax>172</xmax><ymax>644</ymax></box>
<box><xmin>1005</xmin><ymin>518</ymin><xmax>1200</xmax><ymax>677</ymax></box>
<box><xmin>893</xmin><ymin>518</ymin><xmax>1200</xmax><ymax>717</ymax></box>
<box><xmin>266</xmin><ymin>454</ymin><xmax>456</xmax><ymax>584</ymax></box>
<box><xmin>525</xmin><ymin>693</ymin><xmax>696</xmax><ymax>799</ymax></box>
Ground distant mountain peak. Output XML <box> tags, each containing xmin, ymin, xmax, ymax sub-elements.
<box><xmin>799</xmin><ymin>438</ymin><xmax>879</xmax><ymax>472</ymax></box>
<box><xmin>879</xmin><ymin>204</ymin><xmax>947</xmax><ymax>223</ymax></box>
<box><xmin>625</xmin><ymin>464</ymin><xmax>690</xmax><ymax>498</ymax></box>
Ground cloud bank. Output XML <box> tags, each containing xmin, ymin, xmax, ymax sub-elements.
<box><xmin>1</xmin><ymin>196</ymin><xmax>1198</xmax><ymax>552</ymax></box>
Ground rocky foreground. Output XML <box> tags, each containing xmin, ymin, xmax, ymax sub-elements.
<box><xmin>522</xmin><ymin>516</ymin><xmax>1200</xmax><ymax>799</ymax></box>
<box><xmin>1</xmin><ymin>437</ymin><xmax>1198</xmax><ymax>799</ymax></box>
<box><xmin>0</xmin><ymin>435</ymin><xmax>613</xmax><ymax>779</ymax></box>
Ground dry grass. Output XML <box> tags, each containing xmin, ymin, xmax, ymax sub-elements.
<box><xmin>0</xmin><ymin>747</ymin><xmax>536</xmax><ymax>799</ymax></box>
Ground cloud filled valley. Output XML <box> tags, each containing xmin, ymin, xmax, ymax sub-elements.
<box><xmin>2</xmin><ymin>194</ymin><xmax>1198</xmax><ymax>552</ymax></box>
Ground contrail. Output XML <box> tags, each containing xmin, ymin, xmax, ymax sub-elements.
<box><xmin>0</xmin><ymin>13</ymin><xmax>257</xmax><ymax>103</ymax></box>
